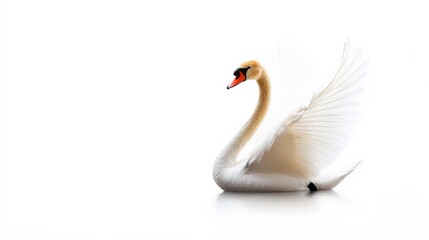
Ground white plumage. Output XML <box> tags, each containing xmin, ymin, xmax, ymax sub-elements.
<box><xmin>213</xmin><ymin>40</ymin><xmax>367</xmax><ymax>192</ymax></box>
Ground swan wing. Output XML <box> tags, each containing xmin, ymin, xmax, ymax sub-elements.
<box><xmin>246</xmin><ymin>41</ymin><xmax>368</xmax><ymax>179</ymax></box>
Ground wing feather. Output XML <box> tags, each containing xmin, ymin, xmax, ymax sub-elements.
<box><xmin>246</xmin><ymin>41</ymin><xmax>368</xmax><ymax>178</ymax></box>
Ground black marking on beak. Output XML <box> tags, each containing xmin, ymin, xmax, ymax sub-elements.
<box><xmin>233</xmin><ymin>66</ymin><xmax>251</xmax><ymax>79</ymax></box>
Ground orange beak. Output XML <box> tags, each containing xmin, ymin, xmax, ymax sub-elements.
<box><xmin>227</xmin><ymin>71</ymin><xmax>246</xmax><ymax>89</ymax></box>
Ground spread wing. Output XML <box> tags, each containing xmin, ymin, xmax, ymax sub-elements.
<box><xmin>246</xmin><ymin>41</ymin><xmax>368</xmax><ymax>179</ymax></box>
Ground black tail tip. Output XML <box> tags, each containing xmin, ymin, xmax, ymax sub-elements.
<box><xmin>307</xmin><ymin>182</ymin><xmax>318</xmax><ymax>191</ymax></box>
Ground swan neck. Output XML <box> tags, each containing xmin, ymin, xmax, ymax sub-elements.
<box><xmin>236</xmin><ymin>72</ymin><xmax>271</xmax><ymax>151</ymax></box>
<box><xmin>216</xmin><ymin>69</ymin><xmax>271</xmax><ymax>166</ymax></box>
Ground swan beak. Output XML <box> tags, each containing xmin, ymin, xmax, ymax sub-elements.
<box><xmin>227</xmin><ymin>71</ymin><xmax>246</xmax><ymax>89</ymax></box>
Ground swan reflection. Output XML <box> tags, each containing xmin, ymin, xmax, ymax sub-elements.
<box><xmin>215</xmin><ymin>190</ymin><xmax>346</xmax><ymax>214</ymax></box>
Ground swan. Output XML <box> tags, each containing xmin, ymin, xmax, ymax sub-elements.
<box><xmin>213</xmin><ymin>41</ymin><xmax>367</xmax><ymax>192</ymax></box>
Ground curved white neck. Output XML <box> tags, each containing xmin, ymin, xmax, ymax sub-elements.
<box><xmin>214</xmin><ymin>71</ymin><xmax>271</xmax><ymax>175</ymax></box>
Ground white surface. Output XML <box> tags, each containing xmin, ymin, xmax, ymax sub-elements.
<box><xmin>1</xmin><ymin>0</ymin><xmax>428</xmax><ymax>239</ymax></box>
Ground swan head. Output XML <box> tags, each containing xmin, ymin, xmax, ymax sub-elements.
<box><xmin>227</xmin><ymin>60</ymin><xmax>263</xmax><ymax>89</ymax></box>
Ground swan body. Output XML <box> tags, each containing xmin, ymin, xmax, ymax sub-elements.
<box><xmin>213</xmin><ymin>41</ymin><xmax>367</xmax><ymax>192</ymax></box>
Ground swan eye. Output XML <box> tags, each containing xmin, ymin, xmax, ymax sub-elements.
<box><xmin>233</xmin><ymin>66</ymin><xmax>251</xmax><ymax>79</ymax></box>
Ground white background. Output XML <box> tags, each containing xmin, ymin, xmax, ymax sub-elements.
<box><xmin>1</xmin><ymin>0</ymin><xmax>429</xmax><ymax>239</ymax></box>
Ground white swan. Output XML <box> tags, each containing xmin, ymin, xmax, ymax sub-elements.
<box><xmin>213</xmin><ymin>41</ymin><xmax>367</xmax><ymax>192</ymax></box>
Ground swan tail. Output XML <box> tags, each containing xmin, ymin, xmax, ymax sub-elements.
<box><xmin>310</xmin><ymin>160</ymin><xmax>362</xmax><ymax>190</ymax></box>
